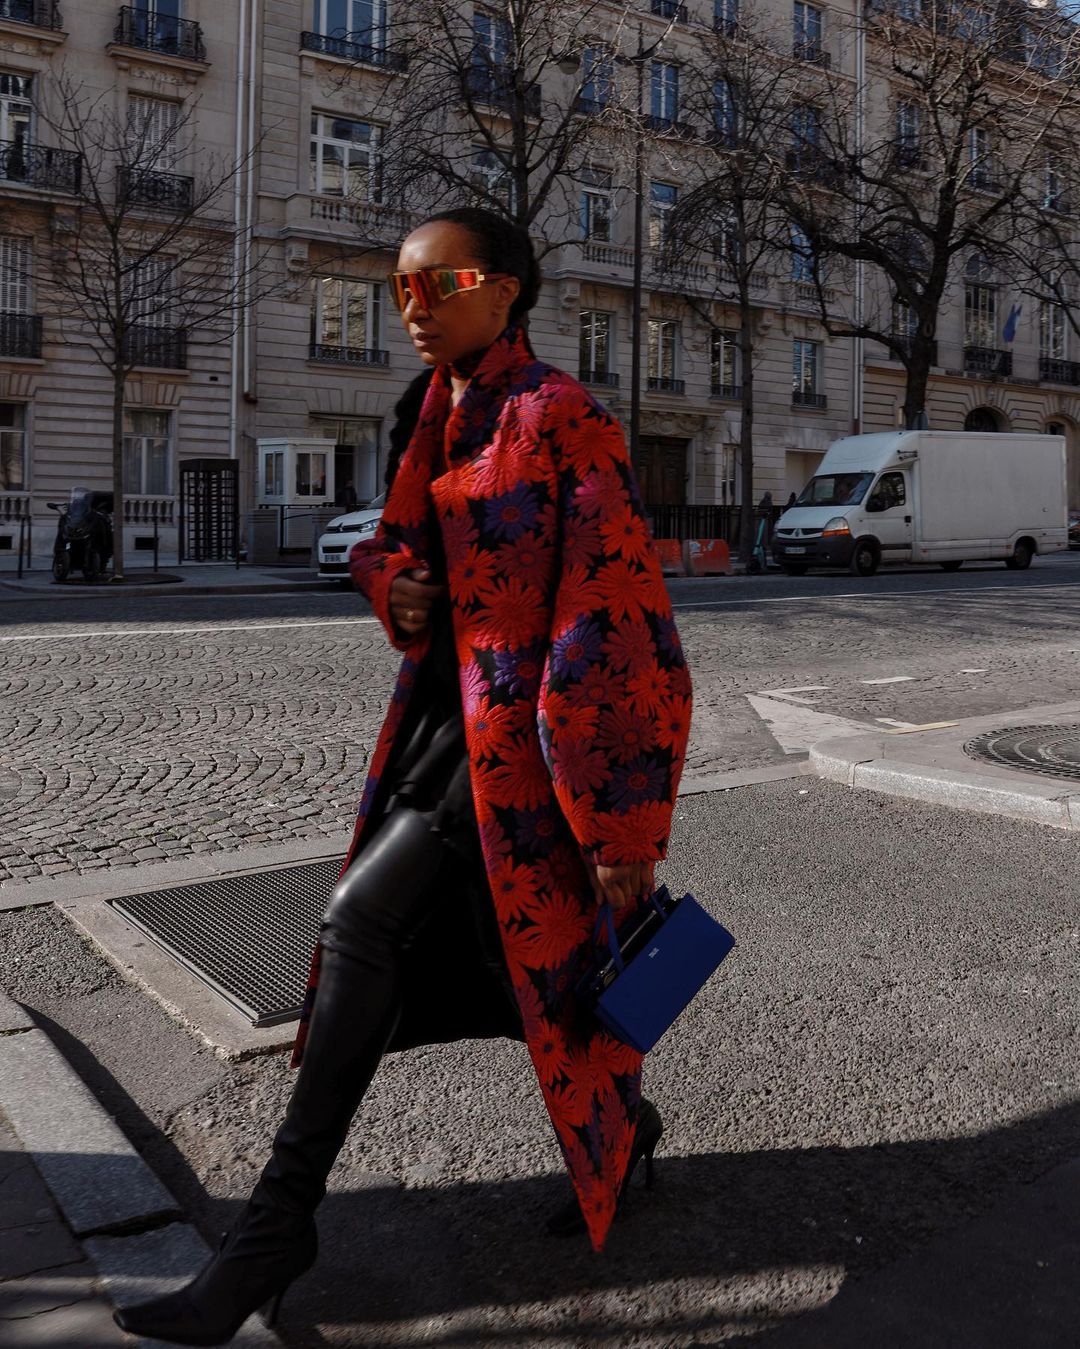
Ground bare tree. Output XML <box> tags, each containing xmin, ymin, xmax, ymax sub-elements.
<box><xmin>662</xmin><ymin>13</ymin><xmax>803</xmax><ymax>554</ymax></box>
<box><xmin>775</xmin><ymin>0</ymin><xmax>1080</xmax><ymax>429</ymax></box>
<box><xmin>37</xmin><ymin>70</ymin><xmax>274</xmax><ymax>578</ymax></box>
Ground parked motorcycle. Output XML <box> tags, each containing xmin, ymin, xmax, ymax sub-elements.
<box><xmin>48</xmin><ymin>489</ymin><xmax>114</xmax><ymax>583</ymax></box>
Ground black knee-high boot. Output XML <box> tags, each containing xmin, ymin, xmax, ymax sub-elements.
<box><xmin>114</xmin><ymin>808</ymin><xmax>445</xmax><ymax>1347</ymax></box>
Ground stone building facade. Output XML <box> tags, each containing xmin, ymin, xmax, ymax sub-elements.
<box><xmin>2</xmin><ymin>0</ymin><xmax>1076</xmax><ymax>567</ymax></box>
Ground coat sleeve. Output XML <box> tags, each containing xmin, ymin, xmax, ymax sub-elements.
<box><xmin>536</xmin><ymin>384</ymin><xmax>693</xmax><ymax>868</ymax></box>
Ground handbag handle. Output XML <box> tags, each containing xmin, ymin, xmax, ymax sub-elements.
<box><xmin>594</xmin><ymin>887</ymin><xmax>672</xmax><ymax>972</ymax></box>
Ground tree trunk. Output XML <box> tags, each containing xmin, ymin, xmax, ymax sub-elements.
<box><xmin>738</xmin><ymin>297</ymin><xmax>755</xmax><ymax>562</ymax></box>
<box><xmin>111</xmin><ymin>367</ymin><xmax>125</xmax><ymax>580</ymax></box>
<box><xmin>901</xmin><ymin>344</ymin><xmax>933</xmax><ymax>430</ymax></box>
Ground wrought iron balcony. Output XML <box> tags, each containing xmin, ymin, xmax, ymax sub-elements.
<box><xmin>0</xmin><ymin>1</ymin><xmax>62</xmax><ymax>29</ymax></box>
<box><xmin>465</xmin><ymin>67</ymin><xmax>542</xmax><ymax>118</ymax></box>
<box><xmin>964</xmin><ymin>345</ymin><xmax>1011</xmax><ymax>376</ymax></box>
<box><xmin>1039</xmin><ymin>357</ymin><xmax>1080</xmax><ymax>385</ymax></box>
<box><xmin>300</xmin><ymin>30</ymin><xmax>407</xmax><ymax>72</ymax></box>
<box><xmin>793</xmin><ymin>43</ymin><xmax>831</xmax><ymax>66</ymax></box>
<box><xmin>114</xmin><ymin>6</ymin><xmax>206</xmax><ymax>63</ymax></box>
<box><xmin>118</xmin><ymin>166</ymin><xmax>195</xmax><ymax>212</ymax></box>
<box><xmin>651</xmin><ymin>0</ymin><xmax>688</xmax><ymax>19</ymax></box>
<box><xmin>0</xmin><ymin>312</ymin><xmax>42</xmax><ymax>358</ymax></box>
<box><xmin>0</xmin><ymin>138</ymin><xmax>81</xmax><ymax>193</ymax></box>
<box><xmin>645</xmin><ymin>114</ymin><xmax>697</xmax><ymax>139</ymax></box>
<box><xmin>123</xmin><ymin>324</ymin><xmax>187</xmax><ymax>369</ymax></box>
<box><xmin>648</xmin><ymin>375</ymin><xmax>686</xmax><ymax>393</ymax></box>
<box><xmin>574</xmin><ymin>94</ymin><xmax>609</xmax><ymax>116</ymax></box>
<box><xmin>711</xmin><ymin>382</ymin><xmax>742</xmax><ymax>400</ymax></box>
<box><xmin>579</xmin><ymin>368</ymin><xmax>619</xmax><ymax>387</ymax></box>
<box><xmin>792</xmin><ymin>389</ymin><xmax>827</xmax><ymax>407</ymax></box>
<box><xmin>308</xmin><ymin>343</ymin><xmax>390</xmax><ymax>367</ymax></box>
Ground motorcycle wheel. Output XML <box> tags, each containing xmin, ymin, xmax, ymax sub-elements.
<box><xmin>82</xmin><ymin>548</ymin><xmax>104</xmax><ymax>583</ymax></box>
<box><xmin>52</xmin><ymin>551</ymin><xmax>71</xmax><ymax>583</ymax></box>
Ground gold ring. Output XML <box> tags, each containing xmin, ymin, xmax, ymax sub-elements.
<box><xmin>406</xmin><ymin>608</ymin><xmax>415</xmax><ymax>621</ymax></box>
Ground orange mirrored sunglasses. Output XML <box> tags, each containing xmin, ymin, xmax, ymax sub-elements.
<box><xmin>388</xmin><ymin>267</ymin><xmax>508</xmax><ymax>311</ymax></box>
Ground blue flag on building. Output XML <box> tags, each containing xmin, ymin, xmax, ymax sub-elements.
<box><xmin>1003</xmin><ymin>303</ymin><xmax>1022</xmax><ymax>344</ymax></box>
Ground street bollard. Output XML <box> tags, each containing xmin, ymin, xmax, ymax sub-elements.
<box><xmin>16</xmin><ymin>515</ymin><xmax>24</xmax><ymax>579</ymax></box>
<box><xmin>153</xmin><ymin>515</ymin><xmax>159</xmax><ymax>573</ymax></box>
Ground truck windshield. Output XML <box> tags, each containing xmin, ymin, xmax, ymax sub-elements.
<box><xmin>795</xmin><ymin>473</ymin><xmax>874</xmax><ymax>507</ymax></box>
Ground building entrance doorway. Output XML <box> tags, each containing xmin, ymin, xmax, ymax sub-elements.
<box><xmin>634</xmin><ymin>436</ymin><xmax>688</xmax><ymax>505</ymax></box>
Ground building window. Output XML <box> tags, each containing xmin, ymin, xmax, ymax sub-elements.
<box><xmin>1043</xmin><ymin>156</ymin><xmax>1068</xmax><ymax>213</ymax></box>
<box><xmin>310</xmin><ymin>277</ymin><xmax>383</xmax><ymax>356</ymax></box>
<box><xmin>968</xmin><ymin>126</ymin><xmax>995</xmax><ymax>191</ymax></box>
<box><xmin>1040</xmin><ymin>298</ymin><xmax>1066</xmax><ymax>360</ymax></box>
<box><xmin>895</xmin><ymin>100</ymin><xmax>921</xmax><ymax>166</ymax></box>
<box><xmin>891</xmin><ymin>295</ymin><xmax>916</xmax><ymax>346</ymax></box>
<box><xmin>0</xmin><ymin>234</ymin><xmax>30</xmax><ymax>314</ymax></box>
<box><xmin>312</xmin><ymin>0</ymin><xmax>387</xmax><ymax>46</ymax></box>
<box><xmin>579</xmin><ymin>46</ymin><xmax>613</xmax><ymax>113</ymax></box>
<box><xmin>792</xmin><ymin>338</ymin><xmax>822</xmax><ymax>402</ymax></box>
<box><xmin>964</xmin><ymin>253</ymin><xmax>997</xmax><ymax>347</ymax></box>
<box><xmin>648</xmin><ymin>181</ymin><xmax>677</xmax><ymax>249</ymax></box>
<box><xmin>579</xmin><ymin>310</ymin><xmax>613</xmax><ymax>382</ymax></box>
<box><xmin>715</xmin><ymin>0</ymin><xmax>739</xmax><ymax>34</ymax></box>
<box><xmin>580</xmin><ymin>168</ymin><xmax>612</xmax><ymax>240</ymax></box>
<box><xmin>650</xmin><ymin>60</ymin><xmax>679</xmax><ymax>124</ymax></box>
<box><xmin>713</xmin><ymin>207</ymin><xmax>740</xmax><ymax>271</ymax></box>
<box><xmin>309</xmin><ymin>113</ymin><xmax>382</xmax><ymax>200</ymax></box>
<box><xmin>711</xmin><ymin>328</ymin><xmax>740</xmax><ymax>396</ymax></box>
<box><xmin>263</xmin><ymin>448</ymin><xmax>284</xmax><ymax>497</ymax></box>
<box><xmin>295</xmin><ymin>449</ymin><xmax>328</xmax><ymax>498</ymax></box>
<box><xmin>470</xmin><ymin>144</ymin><xmax>515</xmax><ymax>211</ymax></box>
<box><xmin>0</xmin><ymin>72</ymin><xmax>30</xmax><ymax>150</ymax></box>
<box><xmin>793</xmin><ymin>1</ymin><xmax>823</xmax><ymax>58</ymax></box>
<box><xmin>473</xmin><ymin>6</ymin><xmax>510</xmax><ymax>71</ymax></box>
<box><xmin>713</xmin><ymin>79</ymin><xmax>737</xmax><ymax>145</ymax></box>
<box><xmin>0</xmin><ymin>401</ymin><xmax>26</xmax><ymax>491</ymax></box>
<box><xmin>647</xmin><ymin>318</ymin><xmax>679</xmax><ymax>384</ymax></box>
<box><xmin>123</xmin><ymin>409</ymin><xmax>172</xmax><ymax>496</ymax></box>
<box><xmin>790</xmin><ymin>224</ymin><xmax>815</xmax><ymax>282</ymax></box>
<box><xmin>127</xmin><ymin>94</ymin><xmax>180</xmax><ymax>171</ymax></box>
<box><xmin>789</xmin><ymin>103</ymin><xmax>822</xmax><ymax>175</ymax></box>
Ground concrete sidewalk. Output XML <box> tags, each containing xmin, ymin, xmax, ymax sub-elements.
<box><xmin>810</xmin><ymin>699</ymin><xmax>1080</xmax><ymax>831</ymax></box>
<box><xmin>0</xmin><ymin>562</ymin><xmax>342</xmax><ymax>602</ymax></box>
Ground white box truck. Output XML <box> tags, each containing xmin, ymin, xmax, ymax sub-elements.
<box><xmin>771</xmin><ymin>430</ymin><xmax>1068</xmax><ymax>576</ymax></box>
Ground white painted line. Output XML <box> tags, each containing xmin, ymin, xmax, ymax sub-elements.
<box><xmin>746</xmin><ymin>693</ymin><xmax>873</xmax><ymax>755</ymax></box>
<box><xmin>0</xmin><ymin>617</ymin><xmax>382</xmax><ymax>643</ymax></box>
<box><xmin>883</xmin><ymin>721</ymin><xmax>959</xmax><ymax>734</ymax></box>
<box><xmin>875</xmin><ymin>717</ymin><xmax>920</xmax><ymax>728</ymax></box>
<box><xmin>862</xmin><ymin>676</ymin><xmax>916</xmax><ymax>685</ymax></box>
<box><xmin>961</xmin><ymin>668</ymin><xmax>989</xmax><ymax>674</ymax></box>
<box><xmin>670</xmin><ymin>581</ymin><xmax>1080</xmax><ymax>611</ymax></box>
<box><xmin>760</xmin><ymin>685</ymin><xmax>830</xmax><ymax>705</ymax></box>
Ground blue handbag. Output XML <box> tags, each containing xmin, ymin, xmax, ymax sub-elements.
<box><xmin>580</xmin><ymin>885</ymin><xmax>735</xmax><ymax>1054</ymax></box>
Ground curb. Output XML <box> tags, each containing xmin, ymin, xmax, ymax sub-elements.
<box><xmin>0</xmin><ymin>989</ymin><xmax>281</xmax><ymax>1346</ymax></box>
<box><xmin>0</xmin><ymin>578</ymin><xmax>340</xmax><ymax>601</ymax></box>
<box><xmin>809</xmin><ymin>703</ymin><xmax>1080</xmax><ymax>830</ymax></box>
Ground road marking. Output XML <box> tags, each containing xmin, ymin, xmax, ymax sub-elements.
<box><xmin>746</xmin><ymin>693</ymin><xmax>873</xmax><ymax>755</ymax></box>
<box><xmin>0</xmin><ymin>617</ymin><xmax>382</xmax><ymax>642</ymax></box>
<box><xmin>760</xmin><ymin>685</ymin><xmax>830</xmax><ymax>704</ymax></box>
<box><xmin>862</xmin><ymin>675</ymin><xmax>916</xmax><ymax>685</ymax></box>
<box><xmin>883</xmin><ymin>721</ymin><xmax>959</xmax><ymax>734</ymax></box>
<box><xmin>670</xmin><ymin>581</ymin><xmax>1080</xmax><ymax>611</ymax></box>
<box><xmin>875</xmin><ymin>717</ymin><xmax>920</xmax><ymax>728</ymax></box>
<box><xmin>961</xmin><ymin>668</ymin><xmax>989</xmax><ymax>673</ymax></box>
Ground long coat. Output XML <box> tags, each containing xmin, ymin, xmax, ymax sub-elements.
<box><xmin>292</xmin><ymin>325</ymin><xmax>692</xmax><ymax>1252</ymax></box>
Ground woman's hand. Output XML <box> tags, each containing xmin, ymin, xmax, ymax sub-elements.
<box><xmin>587</xmin><ymin>861</ymin><xmax>656</xmax><ymax>911</ymax></box>
<box><xmin>389</xmin><ymin>566</ymin><xmax>445</xmax><ymax>639</ymax></box>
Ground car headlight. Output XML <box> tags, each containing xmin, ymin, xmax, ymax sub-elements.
<box><xmin>355</xmin><ymin>519</ymin><xmax>380</xmax><ymax>535</ymax></box>
<box><xmin>822</xmin><ymin>517</ymin><xmax>851</xmax><ymax>537</ymax></box>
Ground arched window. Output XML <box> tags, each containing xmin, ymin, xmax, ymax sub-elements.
<box><xmin>964</xmin><ymin>407</ymin><xmax>1002</xmax><ymax>433</ymax></box>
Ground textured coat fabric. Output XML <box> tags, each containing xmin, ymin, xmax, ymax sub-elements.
<box><xmin>292</xmin><ymin>325</ymin><xmax>692</xmax><ymax>1251</ymax></box>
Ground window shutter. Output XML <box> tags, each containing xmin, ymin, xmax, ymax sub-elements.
<box><xmin>0</xmin><ymin>236</ymin><xmax>29</xmax><ymax>314</ymax></box>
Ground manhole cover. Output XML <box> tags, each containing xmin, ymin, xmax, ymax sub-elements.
<box><xmin>108</xmin><ymin>859</ymin><xmax>340</xmax><ymax>1026</ymax></box>
<box><xmin>964</xmin><ymin>724</ymin><xmax>1080</xmax><ymax>783</ymax></box>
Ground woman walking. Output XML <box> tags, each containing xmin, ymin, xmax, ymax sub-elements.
<box><xmin>115</xmin><ymin>207</ymin><xmax>692</xmax><ymax>1345</ymax></box>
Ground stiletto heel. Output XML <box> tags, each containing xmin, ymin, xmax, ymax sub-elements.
<box><xmin>547</xmin><ymin>1098</ymin><xmax>663</xmax><ymax>1237</ymax></box>
<box><xmin>263</xmin><ymin>1289</ymin><xmax>286</xmax><ymax>1327</ymax></box>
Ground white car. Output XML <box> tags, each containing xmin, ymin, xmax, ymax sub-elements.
<box><xmin>316</xmin><ymin>493</ymin><xmax>385</xmax><ymax>582</ymax></box>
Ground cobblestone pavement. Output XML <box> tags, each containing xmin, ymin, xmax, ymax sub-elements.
<box><xmin>2</xmin><ymin>555</ymin><xmax>1079</xmax><ymax>883</ymax></box>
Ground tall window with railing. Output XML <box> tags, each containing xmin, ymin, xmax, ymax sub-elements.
<box><xmin>647</xmin><ymin>319</ymin><xmax>680</xmax><ymax>390</ymax></box>
<box><xmin>713</xmin><ymin>207</ymin><xmax>740</xmax><ymax>271</ymax></box>
<box><xmin>713</xmin><ymin>79</ymin><xmax>737</xmax><ymax>145</ymax></box>
<box><xmin>579</xmin><ymin>167</ymin><xmax>612</xmax><ymax>240</ymax></box>
<box><xmin>792</xmin><ymin>338</ymin><xmax>823</xmax><ymax>404</ymax></box>
<box><xmin>714</xmin><ymin>0</ymin><xmax>739</xmax><ymax>35</ymax></box>
<box><xmin>579</xmin><ymin>46</ymin><xmax>613</xmax><ymax>114</ymax></box>
<box><xmin>894</xmin><ymin>100</ymin><xmax>922</xmax><ymax>166</ymax></box>
<box><xmin>789</xmin><ymin>102</ymin><xmax>822</xmax><ymax>175</ymax></box>
<box><xmin>470</xmin><ymin>145</ymin><xmax>515</xmax><ymax>212</ymax></box>
<box><xmin>310</xmin><ymin>113</ymin><xmax>382</xmax><ymax>200</ymax></box>
<box><xmin>0</xmin><ymin>234</ymin><xmax>38</xmax><ymax>360</ymax></box>
<box><xmin>127</xmin><ymin>94</ymin><xmax>179</xmax><ymax>170</ymax></box>
<box><xmin>967</xmin><ymin>126</ymin><xmax>995</xmax><ymax>191</ymax></box>
<box><xmin>0</xmin><ymin>401</ymin><xmax>26</xmax><ymax>492</ymax></box>
<box><xmin>891</xmin><ymin>295</ymin><xmax>916</xmax><ymax>349</ymax></box>
<box><xmin>650</xmin><ymin>60</ymin><xmax>679</xmax><ymax>125</ymax></box>
<box><xmin>1040</xmin><ymin>297</ymin><xmax>1067</xmax><ymax>361</ymax></box>
<box><xmin>122</xmin><ymin>408</ymin><xmax>172</xmax><ymax>496</ymax></box>
<box><xmin>1043</xmin><ymin>155</ymin><xmax>1068</xmax><ymax>213</ymax></box>
<box><xmin>793</xmin><ymin>1</ymin><xmax>824</xmax><ymax>58</ymax></box>
<box><xmin>648</xmin><ymin>181</ymin><xmax>677</xmax><ymax>249</ymax></box>
<box><xmin>964</xmin><ymin>253</ymin><xmax>997</xmax><ymax>347</ymax></box>
<box><xmin>312</xmin><ymin>0</ymin><xmax>386</xmax><ymax>46</ymax></box>
<box><xmin>790</xmin><ymin>223</ymin><xmax>815</xmax><ymax>283</ymax></box>
<box><xmin>310</xmin><ymin>277</ymin><xmax>385</xmax><ymax>364</ymax></box>
<box><xmin>710</xmin><ymin>328</ymin><xmax>740</xmax><ymax>397</ymax></box>
<box><xmin>579</xmin><ymin>310</ymin><xmax>614</xmax><ymax>384</ymax></box>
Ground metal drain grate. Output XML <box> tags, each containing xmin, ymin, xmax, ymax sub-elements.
<box><xmin>964</xmin><ymin>724</ymin><xmax>1080</xmax><ymax>783</ymax></box>
<box><xmin>108</xmin><ymin>860</ymin><xmax>340</xmax><ymax>1027</ymax></box>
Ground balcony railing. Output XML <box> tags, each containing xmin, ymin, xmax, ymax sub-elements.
<box><xmin>124</xmin><ymin>495</ymin><xmax>175</xmax><ymax>526</ymax></box>
<box><xmin>964</xmin><ymin>345</ymin><xmax>1011</xmax><ymax>376</ymax></box>
<box><xmin>648</xmin><ymin>375</ymin><xmax>686</xmax><ymax>393</ymax></box>
<box><xmin>651</xmin><ymin>0</ymin><xmax>688</xmax><ymax>19</ymax></box>
<box><xmin>0</xmin><ymin>312</ymin><xmax>41</xmax><ymax>358</ymax></box>
<box><xmin>1039</xmin><ymin>357</ymin><xmax>1080</xmax><ymax>385</ymax></box>
<box><xmin>645</xmin><ymin>114</ymin><xmax>697</xmax><ymax>139</ymax></box>
<box><xmin>299</xmin><ymin>30</ymin><xmax>408</xmax><ymax>72</ymax></box>
<box><xmin>114</xmin><ymin>6</ymin><xmax>206</xmax><ymax>62</ymax></box>
<box><xmin>123</xmin><ymin>324</ymin><xmax>187</xmax><ymax>369</ymax></box>
<box><xmin>0</xmin><ymin>1</ymin><xmax>62</xmax><ymax>29</ymax></box>
<box><xmin>118</xmin><ymin>166</ymin><xmax>194</xmax><ymax>212</ymax></box>
<box><xmin>0</xmin><ymin>139</ymin><xmax>81</xmax><ymax>193</ymax></box>
<box><xmin>970</xmin><ymin>170</ymin><xmax>1000</xmax><ymax>194</ymax></box>
<box><xmin>711</xmin><ymin>381</ymin><xmax>742</xmax><ymax>400</ymax></box>
<box><xmin>580</xmin><ymin>368</ymin><xmax>619</xmax><ymax>387</ymax></box>
<box><xmin>891</xmin><ymin>142</ymin><xmax>926</xmax><ymax>171</ymax></box>
<box><xmin>466</xmin><ymin>67</ymin><xmax>542</xmax><ymax>118</ymax></box>
<box><xmin>309</xmin><ymin>343</ymin><xmax>390</xmax><ymax>367</ymax></box>
<box><xmin>785</xmin><ymin>147</ymin><xmax>840</xmax><ymax>187</ymax></box>
<box><xmin>792</xmin><ymin>389</ymin><xmax>827</xmax><ymax>407</ymax></box>
<box><xmin>574</xmin><ymin>94</ymin><xmax>609</xmax><ymax>116</ymax></box>
<box><xmin>793</xmin><ymin>43</ymin><xmax>831</xmax><ymax>66</ymax></box>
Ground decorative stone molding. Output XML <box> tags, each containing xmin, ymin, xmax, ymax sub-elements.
<box><xmin>0</xmin><ymin>369</ymin><xmax>38</xmax><ymax>399</ymax></box>
<box><xmin>124</xmin><ymin>378</ymin><xmax>185</xmax><ymax>406</ymax></box>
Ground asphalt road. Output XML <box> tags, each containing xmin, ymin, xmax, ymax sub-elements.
<box><xmin>3</xmin><ymin>555</ymin><xmax>1080</xmax><ymax>1346</ymax></box>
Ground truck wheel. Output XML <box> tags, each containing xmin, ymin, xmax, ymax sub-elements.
<box><xmin>940</xmin><ymin>560</ymin><xmax>963</xmax><ymax>572</ymax></box>
<box><xmin>52</xmin><ymin>552</ymin><xmax>70</xmax><ymax>582</ymax></box>
<box><xmin>782</xmin><ymin>564</ymin><xmax>809</xmax><ymax>576</ymax></box>
<box><xmin>849</xmin><ymin>540</ymin><xmax>879</xmax><ymax>577</ymax></box>
<box><xmin>1005</xmin><ymin>540</ymin><xmax>1033</xmax><ymax>570</ymax></box>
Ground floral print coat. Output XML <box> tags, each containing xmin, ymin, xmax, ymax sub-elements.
<box><xmin>292</xmin><ymin>325</ymin><xmax>692</xmax><ymax>1252</ymax></box>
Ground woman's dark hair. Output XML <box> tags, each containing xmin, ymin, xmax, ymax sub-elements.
<box><xmin>424</xmin><ymin>206</ymin><xmax>541</xmax><ymax>323</ymax></box>
<box><xmin>385</xmin><ymin>367</ymin><xmax>434</xmax><ymax>491</ymax></box>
